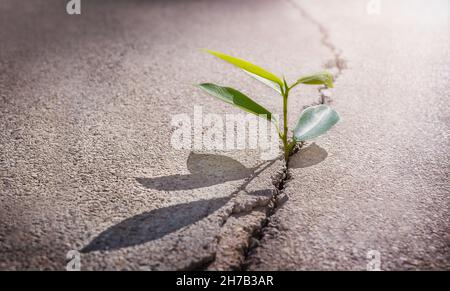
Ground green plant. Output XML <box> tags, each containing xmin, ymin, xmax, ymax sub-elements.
<box><xmin>197</xmin><ymin>49</ymin><xmax>340</xmax><ymax>162</ymax></box>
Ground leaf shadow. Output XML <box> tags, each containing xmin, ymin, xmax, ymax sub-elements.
<box><xmin>81</xmin><ymin>197</ymin><xmax>229</xmax><ymax>253</ymax></box>
<box><xmin>289</xmin><ymin>143</ymin><xmax>328</xmax><ymax>168</ymax></box>
<box><xmin>135</xmin><ymin>152</ymin><xmax>256</xmax><ymax>191</ymax></box>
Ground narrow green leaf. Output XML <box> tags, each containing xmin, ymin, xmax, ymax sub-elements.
<box><xmin>244</xmin><ymin>71</ymin><xmax>282</xmax><ymax>94</ymax></box>
<box><xmin>293</xmin><ymin>71</ymin><xmax>334</xmax><ymax>88</ymax></box>
<box><xmin>203</xmin><ymin>49</ymin><xmax>284</xmax><ymax>91</ymax></box>
<box><xmin>293</xmin><ymin>105</ymin><xmax>339</xmax><ymax>142</ymax></box>
<box><xmin>197</xmin><ymin>83</ymin><xmax>273</xmax><ymax>122</ymax></box>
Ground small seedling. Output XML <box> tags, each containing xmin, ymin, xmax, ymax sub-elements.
<box><xmin>197</xmin><ymin>49</ymin><xmax>340</xmax><ymax>162</ymax></box>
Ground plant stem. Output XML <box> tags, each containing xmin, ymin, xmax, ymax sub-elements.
<box><xmin>282</xmin><ymin>89</ymin><xmax>289</xmax><ymax>162</ymax></box>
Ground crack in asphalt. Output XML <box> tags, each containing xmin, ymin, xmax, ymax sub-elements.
<box><xmin>287</xmin><ymin>0</ymin><xmax>347</xmax><ymax>105</ymax></box>
<box><xmin>184</xmin><ymin>159</ymin><xmax>280</xmax><ymax>271</ymax></box>
<box><xmin>206</xmin><ymin>160</ymin><xmax>289</xmax><ymax>271</ymax></box>
<box><xmin>240</xmin><ymin>158</ymin><xmax>290</xmax><ymax>270</ymax></box>
<box><xmin>238</xmin><ymin>142</ymin><xmax>304</xmax><ymax>270</ymax></box>
<box><xmin>187</xmin><ymin>1</ymin><xmax>348</xmax><ymax>271</ymax></box>
<box><xmin>239</xmin><ymin>1</ymin><xmax>348</xmax><ymax>270</ymax></box>
<box><xmin>219</xmin><ymin>159</ymin><xmax>278</xmax><ymax>227</ymax></box>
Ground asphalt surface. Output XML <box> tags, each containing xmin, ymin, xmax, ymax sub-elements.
<box><xmin>0</xmin><ymin>0</ymin><xmax>449</xmax><ymax>270</ymax></box>
<box><xmin>248</xmin><ymin>0</ymin><xmax>450</xmax><ymax>270</ymax></box>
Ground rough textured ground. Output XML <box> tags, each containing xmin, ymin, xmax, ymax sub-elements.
<box><xmin>0</xmin><ymin>0</ymin><xmax>324</xmax><ymax>270</ymax></box>
<box><xmin>248</xmin><ymin>0</ymin><xmax>450</xmax><ymax>270</ymax></box>
<box><xmin>0</xmin><ymin>0</ymin><xmax>449</xmax><ymax>270</ymax></box>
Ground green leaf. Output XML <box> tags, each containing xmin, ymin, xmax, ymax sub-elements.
<box><xmin>197</xmin><ymin>83</ymin><xmax>273</xmax><ymax>122</ymax></box>
<box><xmin>293</xmin><ymin>71</ymin><xmax>334</xmax><ymax>88</ymax></box>
<box><xmin>203</xmin><ymin>49</ymin><xmax>284</xmax><ymax>92</ymax></box>
<box><xmin>293</xmin><ymin>105</ymin><xmax>339</xmax><ymax>142</ymax></box>
<box><xmin>243</xmin><ymin>71</ymin><xmax>282</xmax><ymax>94</ymax></box>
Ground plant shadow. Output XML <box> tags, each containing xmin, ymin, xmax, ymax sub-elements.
<box><xmin>81</xmin><ymin>146</ymin><xmax>326</xmax><ymax>253</ymax></box>
<box><xmin>82</xmin><ymin>153</ymin><xmax>275</xmax><ymax>253</ymax></box>
<box><xmin>81</xmin><ymin>196</ymin><xmax>230</xmax><ymax>253</ymax></box>
<box><xmin>136</xmin><ymin>152</ymin><xmax>256</xmax><ymax>191</ymax></box>
<box><xmin>289</xmin><ymin>143</ymin><xmax>328</xmax><ymax>168</ymax></box>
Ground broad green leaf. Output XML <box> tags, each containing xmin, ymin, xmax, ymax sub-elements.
<box><xmin>203</xmin><ymin>49</ymin><xmax>284</xmax><ymax>91</ymax></box>
<box><xmin>197</xmin><ymin>83</ymin><xmax>273</xmax><ymax>122</ymax></box>
<box><xmin>293</xmin><ymin>71</ymin><xmax>334</xmax><ymax>88</ymax></box>
<box><xmin>293</xmin><ymin>105</ymin><xmax>339</xmax><ymax>142</ymax></box>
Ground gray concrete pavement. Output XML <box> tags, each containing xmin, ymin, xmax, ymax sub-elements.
<box><xmin>248</xmin><ymin>0</ymin><xmax>450</xmax><ymax>270</ymax></box>
<box><xmin>0</xmin><ymin>0</ymin><xmax>448</xmax><ymax>270</ymax></box>
<box><xmin>0</xmin><ymin>0</ymin><xmax>325</xmax><ymax>270</ymax></box>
